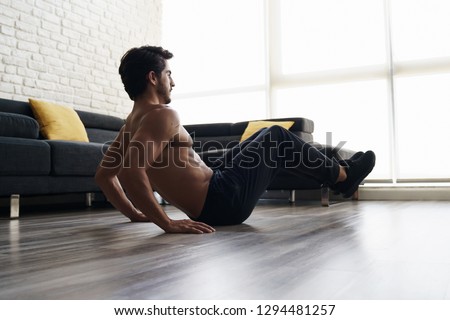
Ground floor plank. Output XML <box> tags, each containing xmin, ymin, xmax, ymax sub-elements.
<box><xmin>1</xmin><ymin>200</ymin><xmax>450</xmax><ymax>299</ymax></box>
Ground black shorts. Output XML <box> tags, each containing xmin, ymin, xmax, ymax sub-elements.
<box><xmin>194</xmin><ymin>126</ymin><xmax>340</xmax><ymax>226</ymax></box>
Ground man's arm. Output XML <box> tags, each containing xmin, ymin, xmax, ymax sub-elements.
<box><xmin>95</xmin><ymin>126</ymin><xmax>150</xmax><ymax>222</ymax></box>
<box><xmin>115</xmin><ymin>109</ymin><xmax>214</xmax><ymax>234</ymax></box>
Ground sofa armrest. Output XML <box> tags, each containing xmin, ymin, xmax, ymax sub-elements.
<box><xmin>0</xmin><ymin>112</ymin><xmax>40</xmax><ymax>139</ymax></box>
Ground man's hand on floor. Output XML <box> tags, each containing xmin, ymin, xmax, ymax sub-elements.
<box><xmin>164</xmin><ymin>219</ymin><xmax>216</xmax><ymax>234</ymax></box>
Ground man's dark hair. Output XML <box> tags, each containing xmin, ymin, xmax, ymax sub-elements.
<box><xmin>118</xmin><ymin>46</ymin><xmax>173</xmax><ymax>100</ymax></box>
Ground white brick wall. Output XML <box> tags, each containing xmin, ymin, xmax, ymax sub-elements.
<box><xmin>0</xmin><ymin>0</ymin><xmax>162</xmax><ymax>117</ymax></box>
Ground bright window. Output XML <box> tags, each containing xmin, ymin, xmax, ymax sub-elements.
<box><xmin>280</xmin><ymin>0</ymin><xmax>386</xmax><ymax>74</ymax></box>
<box><xmin>171</xmin><ymin>91</ymin><xmax>267</xmax><ymax>125</ymax></box>
<box><xmin>274</xmin><ymin>80</ymin><xmax>391</xmax><ymax>180</ymax></box>
<box><xmin>162</xmin><ymin>0</ymin><xmax>266</xmax><ymax>95</ymax></box>
<box><xmin>162</xmin><ymin>0</ymin><xmax>450</xmax><ymax>182</ymax></box>
<box><xmin>391</xmin><ymin>0</ymin><xmax>450</xmax><ymax>61</ymax></box>
<box><xmin>395</xmin><ymin>73</ymin><xmax>450</xmax><ymax>180</ymax></box>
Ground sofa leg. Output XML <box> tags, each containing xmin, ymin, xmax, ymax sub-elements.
<box><xmin>85</xmin><ymin>193</ymin><xmax>93</xmax><ymax>207</ymax></box>
<box><xmin>352</xmin><ymin>189</ymin><xmax>359</xmax><ymax>200</ymax></box>
<box><xmin>10</xmin><ymin>194</ymin><xmax>20</xmax><ymax>219</ymax></box>
<box><xmin>289</xmin><ymin>190</ymin><xmax>296</xmax><ymax>203</ymax></box>
<box><xmin>321</xmin><ymin>187</ymin><xmax>330</xmax><ymax>207</ymax></box>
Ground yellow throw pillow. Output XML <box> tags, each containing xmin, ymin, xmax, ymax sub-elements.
<box><xmin>240</xmin><ymin>120</ymin><xmax>295</xmax><ymax>142</ymax></box>
<box><xmin>29</xmin><ymin>98</ymin><xmax>89</xmax><ymax>142</ymax></box>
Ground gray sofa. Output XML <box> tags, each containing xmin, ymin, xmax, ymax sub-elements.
<box><xmin>0</xmin><ymin>97</ymin><xmax>355</xmax><ymax>219</ymax></box>
<box><xmin>0</xmin><ymin>97</ymin><xmax>124</xmax><ymax>218</ymax></box>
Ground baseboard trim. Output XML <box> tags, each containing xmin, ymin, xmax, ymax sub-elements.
<box><xmin>359</xmin><ymin>186</ymin><xmax>450</xmax><ymax>201</ymax></box>
<box><xmin>264</xmin><ymin>185</ymin><xmax>450</xmax><ymax>202</ymax></box>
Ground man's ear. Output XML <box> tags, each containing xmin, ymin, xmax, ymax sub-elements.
<box><xmin>147</xmin><ymin>71</ymin><xmax>158</xmax><ymax>85</ymax></box>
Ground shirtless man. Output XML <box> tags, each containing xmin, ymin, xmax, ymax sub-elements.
<box><xmin>95</xmin><ymin>46</ymin><xmax>375</xmax><ymax>234</ymax></box>
<box><xmin>95</xmin><ymin>46</ymin><xmax>215</xmax><ymax>234</ymax></box>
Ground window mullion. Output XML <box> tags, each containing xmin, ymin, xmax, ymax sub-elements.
<box><xmin>266</xmin><ymin>0</ymin><xmax>282</xmax><ymax>118</ymax></box>
<box><xmin>384</xmin><ymin>0</ymin><xmax>398</xmax><ymax>184</ymax></box>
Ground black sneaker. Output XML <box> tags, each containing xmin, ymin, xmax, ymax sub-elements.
<box><xmin>338</xmin><ymin>151</ymin><xmax>364</xmax><ymax>167</ymax></box>
<box><xmin>333</xmin><ymin>151</ymin><xmax>365</xmax><ymax>195</ymax></box>
<box><xmin>333</xmin><ymin>150</ymin><xmax>376</xmax><ymax>198</ymax></box>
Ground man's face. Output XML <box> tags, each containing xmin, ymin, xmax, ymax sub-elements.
<box><xmin>156</xmin><ymin>61</ymin><xmax>175</xmax><ymax>104</ymax></box>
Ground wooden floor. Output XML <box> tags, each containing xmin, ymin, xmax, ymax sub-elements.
<box><xmin>1</xmin><ymin>199</ymin><xmax>450</xmax><ymax>300</ymax></box>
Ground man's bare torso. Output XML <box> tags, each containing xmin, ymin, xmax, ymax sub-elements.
<box><xmin>121</xmin><ymin>105</ymin><xmax>213</xmax><ymax>218</ymax></box>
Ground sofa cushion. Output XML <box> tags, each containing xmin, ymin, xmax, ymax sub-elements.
<box><xmin>0</xmin><ymin>112</ymin><xmax>39</xmax><ymax>139</ymax></box>
<box><xmin>85</xmin><ymin>128</ymin><xmax>119</xmax><ymax>144</ymax></box>
<box><xmin>29</xmin><ymin>98</ymin><xmax>89</xmax><ymax>142</ymax></box>
<box><xmin>0</xmin><ymin>137</ymin><xmax>51</xmax><ymax>175</ymax></box>
<box><xmin>47</xmin><ymin>176</ymin><xmax>100</xmax><ymax>194</ymax></box>
<box><xmin>47</xmin><ymin>140</ymin><xmax>108</xmax><ymax>176</ymax></box>
<box><xmin>0</xmin><ymin>176</ymin><xmax>50</xmax><ymax>196</ymax></box>
<box><xmin>0</xmin><ymin>176</ymin><xmax>101</xmax><ymax>196</ymax></box>
<box><xmin>0</xmin><ymin>98</ymin><xmax>34</xmax><ymax>117</ymax></box>
<box><xmin>77</xmin><ymin>110</ymin><xmax>124</xmax><ymax>131</ymax></box>
<box><xmin>86</xmin><ymin>128</ymin><xmax>119</xmax><ymax>143</ymax></box>
<box><xmin>76</xmin><ymin>111</ymin><xmax>124</xmax><ymax>143</ymax></box>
